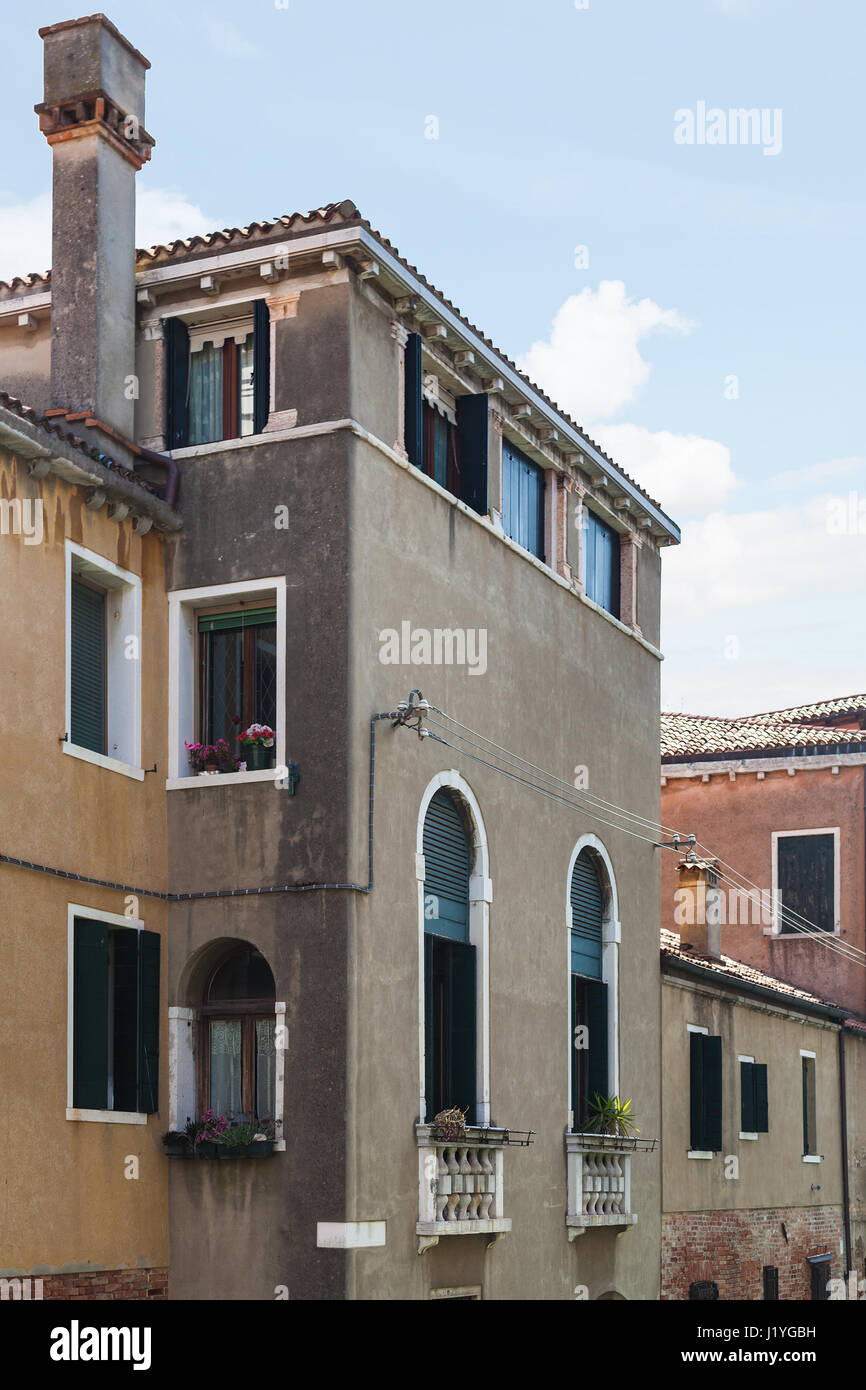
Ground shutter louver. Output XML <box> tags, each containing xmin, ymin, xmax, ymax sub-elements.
<box><xmin>73</xmin><ymin>919</ymin><xmax>110</xmax><ymax>1110</ymax></box>
<box><xmin>70</xmin><ymin>576</ymin><xmax>106</xmax><ymax>755</ymax></box>
<box><xmin>456</xmin><ymin>393</ymin><xmax>489</xmax><ymax>516</ymax></box>
<box><xmin>165</xmin><ymin>316</ymin><xmax>190</xmax><ymax>449</ymax></box>
<box><xmin>570</xmin><ymin>851</ymin><xmax>604</xmax><ymax>978</ymax></box>
<box><xmin>423</xmin><ymin>790</ymin><xmax>470</xmax><ymax>941</ymax></box>
<box><xmin>253</xmin><ymin>299</ymin><xmax>270</xmax><ymax>435</ymax></box>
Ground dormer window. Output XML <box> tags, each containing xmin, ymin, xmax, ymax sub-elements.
<box><xmin>165</xmin><ymin>300</ymin><xmax>269</xmax><ymax>449</ymax></box>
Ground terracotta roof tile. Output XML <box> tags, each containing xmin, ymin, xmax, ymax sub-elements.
<box><xmin>0</xmin><ymin>391</ymin><xmax>157</xmax><ymax>492</ymax></box>
<box><xmin>660</xmin><ymin>927</ymin><xmax>844</xmax><ymax>1010</ymax></box>
<box><xmin>660</xmin><ymin>711</ymin><xmax>866</xmax><ymax>759</ymax></box>
<box><xmin>746</xmin><ymin>695</ymin><xmax>866</xmax><ymax>725</ymax></box>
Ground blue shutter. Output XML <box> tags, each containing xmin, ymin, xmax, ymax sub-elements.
<box><xmin>423</xmin><ymin>790</ymin><xmax>470</xmax><ymax>942</ymax></box>
<box><xmin>70</xmin><ymin>576</ymin><xmax>106</xmax><ymax>755</ymax></box>
<box><xmin>570</xmin><ymin>850</ymin><xmax>603</xmax><ymax>978</ymax></box>
<box><xmin>165</xmin><ymin>316</ymin><xmax>190</xmax><ymax>449</ymax></box>
<box><xmin>585</xmin><ymin>511</ymin><xmax>620</xmax><ymax>617</ymax></box>
<box><xmin>253</xmin><ymin>299</ymin><xmax>270</xmax><ymax>435</ymax></box>
<box><xmin>405</xmin><ymin>333</ymin><xmax>424</xmax><ymax>467</ymax></box>
<box><xmin>456</xmin><ymin>393</ymin><xmax>489</xmax><ymax>516</ymax></box>
<box><xmin>502</xmin><ymin>440</ymin><xmax>543</xmax><ymax>558</ymax></box>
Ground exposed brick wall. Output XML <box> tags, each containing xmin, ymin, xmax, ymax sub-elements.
<box><xmin>39</xmin><ymin>1269</ymin><xmax>168</xmax><ymax>1301</ymax></box>
<box><xmin>662</xmin><ymin>1207</ymin><xmax>842</xmax><ymax>1300</ymax></box>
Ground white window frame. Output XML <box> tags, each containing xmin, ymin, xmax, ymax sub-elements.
<box><xmin>686</xmin><ymin>1024</ymin><xmax>713</xmax><ymax>1158</ymax></box>
<box><xmin>738</xmin><ymin>1053</ymin><xmax>758</xmax><ymax>1140</ymax></box>
<box><xmin>66</xmin><ymin>903</ymin><xmax>148</xmax><ymax>1125</ymax></box>
<box><xmin>800</xmin><ymin>1048</ymin><xmax>821</xmax><ymax>1162</ymax></box>
<box><xmin>770</xmin><ymin>828</ymin><xmax>841</xmax><ymax>937</ymax></box>
<box><xmin>166</xmin><ymin>574</ymin><xmax>286</xmax><ymax>788</ymax></box>
<box><xmin>64</xmin><ymin>541</ymin><xmax>143</xmax><ymax>781</ymax></box>
<box><xmin>565</xmin><ymin>834</ymin><xmax>621</xmax><ymax>1132</ymax></box>
<box><xmin>416</xmin><ymin>770</ymin><xmax>492</xmax><ymax>1127</ymax></box>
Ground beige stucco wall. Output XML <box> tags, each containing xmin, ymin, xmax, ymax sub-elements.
<box><xmin>0</xmin><ymin>447</ymin><xmax>169</xmax><ymax>1276</ymax></box>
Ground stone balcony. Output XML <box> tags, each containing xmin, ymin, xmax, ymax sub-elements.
<box><xmin>415</xmin><ymin>1124</ymin><xmax>513</xmax><ymax>1254</ymax></box>
<box><xmin>566</xmin><ymin>1132</ymin><xmax>656</xmax><ymax>1239</ymax></box>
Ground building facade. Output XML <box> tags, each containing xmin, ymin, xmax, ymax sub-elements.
<box><xmin>0</xmin><ymin>14</ymin><xmax>681</xmax><ymax>1300</ymax></box>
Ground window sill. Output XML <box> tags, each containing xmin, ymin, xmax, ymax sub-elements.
<box><xmin>166</xmin><ymin>768</ymin><xmax>278</xmax><ymax>791</ymax></box>
<box><xmin>63</xmin><ymin>743</ymin><xmax>144</xmax><ymax>782</ymax></box>
<box><xmin>739</xmin><ymin>1132</ymin><xmax>759</xmax><ymax>1141</ymax></box>
<box><xmin>566</xmin><ymin>1213</ymin><xmax>638</xmax><ymax>1239</ymax></box>
<box><xmin>803</xmin><ymin>1154</ymin><xmax>823</xmax><ymax>1163</ymax></box>
<box><xmin>66</xmin><ymin>1108</ymin><xmax>147</xmax><ymax>1125</ymax></box>
<box><xmin>687</xmin><ymin>1150</ymin><xmax>714</xmax><ymax>1160</ymax></box>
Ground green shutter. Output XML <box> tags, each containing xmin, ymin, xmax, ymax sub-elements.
<box><xmin>405</xmin><ymin>333</ymin><xmax>424</xmax><ymax>467</ymax></box>
<box><xmin>70</xmin><ymin>577</ymin><xmax>106</xmax><ymax>754</ymax></box>
<box><xmin>113</xmin><ymin>928</ymin><xmax>139</xmax><ymax>1112</ymax></box>
<box><xmin>423</xmin><ymin>790</ymin><xmax>470</xmax><ymax>942</ymax></box>
<box><xmin>197</xmin><ymin>607</ymin><xmax>277</xmax><ymax>633</ymax></box>
<box><xmin>586</xmin><ymin>978</ymin><xmax>609</xmax><ymax>1107</ymax></box>
<box><xmin>703</xmin><ymin>1034</ymin><xmax>723</xmax><ymax>1151</ymax></box>
<box><xmin>137</xmin><ymin>930</ymin><xmax>160</xmax><ymax>1114</ymax></box>
<box><xmin>424</xmin><ymin>934</ymin><xmax>434</xmax><ymax>1122</ymax></box>
<box><xmin>754</xmin><ymin>1062</ymin><xmax>768</xmax><ymax>1133</ymax></box>
<box><xmin>253</xmin><ymin>299</ymin><xmax>270</xmax><ymax>435</ymax></box>
<box><xmin>570</xmin><ymin>850</ymin><xmax>604</xmax><ymax>979</ymax></box>
<box><xmin>448</xmin><ymin>939</ymin><xmax>477</xmax><ymax>1126</ymax></box>
<box><xmin>165</xmin><ymin>316</ymin><xmax>190</xmax><ymax>450</ymax></box>
<box><xmin>690</xmin><ymin>1032</ymin><xmax>706</xmax><ymax>1150</ymax></box>
<box><xmin>456</xmin><ymin>393</ymin><xmax>489</xmax><ymax>517</ymax></box>
<box><xmin>73</xmin><ymin>919</ymin><xmax>110</xmax><ymax>1110</ymax></box>
<box><xmin>740</xmin><ymin>1060</ymin><xmax>755</xmax><ymax>1132</ymax></box>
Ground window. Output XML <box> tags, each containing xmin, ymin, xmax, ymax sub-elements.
<box><xmin>423</xmin><ymin>789</ymin><xmax>476</xmax><ymax>1123</ymax></box>
<box><xmin>198</xmin><ymin>606</ymin><xmax>277</xmax><ymax>746</ymax></box>
<box><xmin>689</xmin><ymin>1281</ymin><xmax>719</xmax><ymax>1300</ymax></box>
<box><xmin>762</xmin><ymin>1266</ymin><xmax>779</xmax><ymax>1300</ymax></box>
<box><xmin>65</xmin><ymin>542</ymin><xmax>142</xmax><ymax>777</ymax></box>
<box><xmin>404</xmin><ymin>334</ymin><xmax>488</xmax><ymax>515</ymax></box>
<box><xmin>199</xmin><ymin>945</ymin><xmax>276</xmax><ymax>1121</ymax></box>
<box><xmin>167</xmin><ymin>576</ymin><xmax>286</xmax><ymax>784</ymax></box>
<box><xmin>809</xmin><ymin>1256</ymin><xmax>831</xmax><ymax>1301</ymax></box>
<box><xmin>802</xmin><ymin>1053</ymin><xmax>817</xmax><ymax>1156</ymax></box>
<box><xmin>502</xmin><ymin>439</ymin><xmax>545</xmax><ymax>560</ymax></box>
<box><xmin>69</xmin><ymin>912</ymin><xmax>159</xmax><ymax>1118</ymax></box>
<box><xmin>689</xmin><ymin>1031</ymin><xmax>722</xmax><ymax>1152</ymax></box>
<box><xmin>774</xmin><ymin>831</ymin><xmax>837</xmax><ymax>934</ymax></box>
<box><xmin>584</xmin><ymin>510</ymin><xmax>620</xmax><ymax>617</ymax></box>
<box><xmin>740</xmin><ymin>1058</ymin><xmax>769</xmax><ymax>1134</ymax></box>
<box><xmin>165</xmin><ymin>300</ymin><xmax>269</xmax><ymax>449</ymax></box>
<box><xmin>570</xmin><ymin>849</ymin><xmax>608</xmax><ymax>1129</ymax></box>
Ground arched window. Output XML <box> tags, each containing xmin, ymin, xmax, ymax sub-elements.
<box><xmin>570</xmin><ymin>848</ymin><xmax>609</xmax><ymax>1129</ymax></box>
<box><xmin>199</xmin><ymin>944</ymin><xmax>276</xmax><ymax>1121</ymax></box>
<box><xmin>423</xmin><ymin>788</ymin><xmax>476</xmax><ymax>1123</ymax></box>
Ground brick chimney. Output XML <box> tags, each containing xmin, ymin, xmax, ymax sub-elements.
<box><xmin>675</xmin><ymin>856</ymin><xmax>723</xmax><ymax>960</ymax></box>
<box><xmin>36</xmin><ymin>14</ymin><xmax>155</xmax><ymax>438</ymax></box>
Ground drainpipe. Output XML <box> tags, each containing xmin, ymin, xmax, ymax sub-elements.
<box><xmin>839</xmin><ymin>1026</ymin><xmax>852</xmax><ymax>1288</ymax></box>
<box><xmin>138</xmin><ymin>442</ymin><xmax>179</xmax><ymax>508</ymax></box>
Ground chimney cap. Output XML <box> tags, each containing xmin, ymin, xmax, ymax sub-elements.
<box><xmin>38</xmin><ymin>14</ymin><xmax>151</xmax><ymax>70</ymax></box>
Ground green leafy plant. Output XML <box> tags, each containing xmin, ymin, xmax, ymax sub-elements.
<box><xmin>583</xmin><ymin>1094</ymin><xmax>640</xmax><ymax>1138</ymax></box>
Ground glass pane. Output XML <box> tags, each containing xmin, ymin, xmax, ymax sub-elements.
<box><xmin>188</xmin><ymin>343</ymin><xmax>223</xmax><ymax>446</ymax></box>
<box><xmin>208</xmin><ymin>946</ymin><xmax>275</xmax><ymax>1002</ymax></box>
<box><xmin>210</xmin><ymin>1020</ymin><xmax>242</xmax><ymax>1115</ymax></box>
<box><xmin>255</xmin><ymin>1017</ymin><xmax>276</xmax><ymax>1122</ymax></box>
<box><xmin>254</xmin><ymin>624</ymin><xmax>277</xmax><ymax>728</ymax></box>
<box><xmin>205</xmin><ymin>628</ymin><xmax>243</xmax><ymax>745</ymax></box>
<box><xmin>239</xmin><ymin>333</ymin><xmax>255</xmax><ymax>438</ymax></box>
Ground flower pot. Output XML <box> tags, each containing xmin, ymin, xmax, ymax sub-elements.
<box><xmin>243</xmin><ymin>743</ymin><xmax>275</xmax><ymax>772</ymax></box>
<box><xmin>218</xmin><ymin>1144</ymin><xmax>249</xmax><ymax>1159</ymax></box>
<box><xmin>247</xmin><ymin>1140</ymin><xmax>274</xmax><ymax>1158</ymax></box>
<box><xmin>163</xmin><ymin>1141</ymin><xmax>190</xmax><ymax>1158</ymax></box>
<box><xmin>194</xmin><ymin>1141</ymin><xmax>220</xmax><ymax>1158</ymax></box>
<box><xmin>204</xmin><ymin>763</ymin><xmax>219</xmax><ymax>774</ymax></box>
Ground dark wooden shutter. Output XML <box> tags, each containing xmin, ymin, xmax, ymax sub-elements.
<box><xmin>690</xmin><ymin>1032</ymin><xmax>706</xmax><ymax>1150</ymax></box>
<box><xmin>165</xmin><ymin>316</ymin><xmax>190</xmax><ymax>449</ymax></box>
<box><xmin>70</xmin><ymin>577</ymin><xmax>106</xmax><ymax>754</ymax></box>
<box><xmin>424</xmin><ymin>934</ymin><xmax>434</xmax><ymax>1122</ymax></box>
<box><xmin>253</xmin><ymin>299</ymin><xmax>270</xmax><ymax>435</ymax></box>
<box><xmin>754</xmin><ymin>1062</ymin><xmax>768</xmax><ymax>1132</ymax></box>
<box><xmin>456</xmin><ymin>393</ymin><xmax>489</xmax><ymax>516</ymax></box>
<box><xmin>137</xmin><ymin>930</ymin><xmax>160</xmax><ymax>1114</ymax></box>
<box><xmin>404</xmin><ymin>333</ymin><xmax>423</xmax><ymax>467</ymax></box>
<box><xmin>703</xmin><ymin>1034</ymin><xmax>723</xmax><ymax>1151</ymax></box>
<box><xmin>448</xmin><ymin>939</ymin><xmax>477</xmax><ymax>1125</ymax></box>
<box><xmin>740</xmin><ymin>1060</ymin><xmax>755</xmax><ymax>1132</ymax></box>
<box><xmin>423</xmin><ymin>790</ymin><xmax>470</xmax><ymax>941</ymax></box>
<box><xmin>762</xmin><ymin>1266</ymin><xmax>779</xmax><ymax>1300</ymax></box>
<box><xmin>73</xmin><ymin>919</ymin><xmax>110</xmax><ymax>1110</ymax></box>
<box><xmin>113</xmin><ymin>928</ymin><xmax>140</xmax><ymax>1112</ymax></box>
<box><xmin>585</xmin><ymin>979</ymin><xmax>609</xmax><ymax>1106</ymax></box>
<box><xmin>777</xmin><ymin>834</ymin><xmax>834</xmax><ymax>933</ymax></box>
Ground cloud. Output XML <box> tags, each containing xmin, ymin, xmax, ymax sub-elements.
<box><xmin>517</xmin><ymin>281</ymin><xmax>692</xmax><ymax>422</ymax></box>
<box><xmin>0</xmin><ymin>188</ymin><xmax>216</xmax><ymax>281</ymax></box>
<box><xmin>594</xmin><ymin>423</ymin><xmax>739</xmax><ymax>517</ymax></box>
<box><xmin>769</xmin><ymin>456</ymin><xmax>864</xmax><ymax>490</ymax></box>
<box><xmin>200</xmin><ymin>14</ymin><xmax>261</xmax><ymax>60</ymax></box>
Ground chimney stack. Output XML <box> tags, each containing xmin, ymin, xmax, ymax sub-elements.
<box><xmin>36</xmin><ymin>14</ymin><xmax>154</xmax><ymax>438</ymax></box>
<box><xmin>675</xmin><ymin>856</ymin><xmax>723</xmax><ymax>960</ymax></box>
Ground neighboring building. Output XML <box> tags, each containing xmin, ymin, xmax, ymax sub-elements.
<box><xmin>661</xmin><ymin>858</ymin><xmax>866</xmax><ymax>1300</ymax></box>
<box><xmin>0</xmin><ymin>15</ymin><xmax>680</xmax><ymax>1299</ymax></box>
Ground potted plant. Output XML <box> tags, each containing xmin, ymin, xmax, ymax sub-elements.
<box><xmin>218</xmin><ymin>1117</ymin><xmax>259</xmax><ymax>1158</ymax></box>
<box><xmin>582</xmin><ymin>1095</ymin><xmax>640</xmax><ymax>1143</ymax></box>
<box><xmin>192</xmin><ymin>1109</ymin><xmax>229</xmax><ymax>1157</ymax></box>
<box><xmin>162</xmin><ymin>1130</ymin><xmax>192</xmax><ymax>1158</ymax></box>
<box><xmin>185</xmin><ymin>741</ymin><xmax>219</xmax><ymax>776</ymax></box>
<box><xmin>431</xmin><ymin>1105</ymin><xmax>469</xmax><ymax>1142</ymax></box>
<box><xmin>237</xmin><ymin>722</ymin><xmax>276</xmax><ymax>772</ymax></box>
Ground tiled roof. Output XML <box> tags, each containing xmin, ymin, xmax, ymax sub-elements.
<box><xmin>0</xmin><ymin>200</ymin><xmax>671</xmax><ymax>521</ymax></box>
<box><xmin>660</xmin><ymin>711</ymin><xmax>866</xmax><ymax>759</ymax></box>
<box><xmin>747</xmin><ymin>695</ymin><xmax>866</xmax><ymax>725</ymax></box>
<box><xmin>660</xmin><ymin>927</ymin><xmax>844</xmax><ymax>1011</ymax></box>
<box><xmin>0</xmin><ymin>391</ymin><xmax>157</xmax><ymax>492</ymax></box>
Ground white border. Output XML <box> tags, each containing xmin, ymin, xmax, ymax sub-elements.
<box><xmin>66</xmin><ymin>903</ymin><xmax>147</xmax><ymax>1125</ymax></box>
<box><xmin>770</xmin><ymin>827</ymin><xmax>840</xmax><ymax>936</ymax></box>
<box><xmin>166</xmin><ymin>575</ymin><xmax>286</xmax><ymax>786</ymax></box>
<box><xmin>416</xmin><ymin>770</ymin><xmax>492</xmax><ymax>1127</ymax></box>
<box><xmin>65</xmin><ymin>541</ymin><xmax>143</xmax><ymax>779</ymax></box>
<box><xmin>565</xmin><ymin>834</ymin><xmax>621</xmax><ymax>1128</ymax></box>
